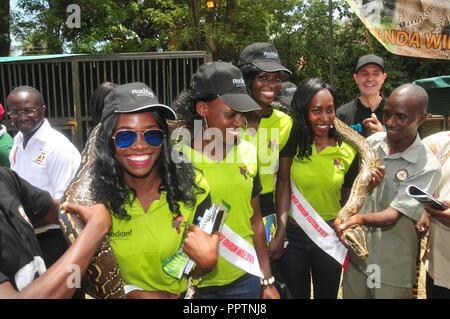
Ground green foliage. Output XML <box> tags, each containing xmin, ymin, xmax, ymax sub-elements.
<box><xmin>10</xmin><ymin>0</ymin><xmax>450</xmax><ymax>104</ymax></box>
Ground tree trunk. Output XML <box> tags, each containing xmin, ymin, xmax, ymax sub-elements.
<box><xmin>0</xmin><ymin>1</ymin><xmax>10</xmax><ymax>56</ymax></box>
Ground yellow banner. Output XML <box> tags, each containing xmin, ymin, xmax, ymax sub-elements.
<box><xmin>344</xmin><ymin>0</ymin><xmax>450</xmax><ymax>59</ymax></box>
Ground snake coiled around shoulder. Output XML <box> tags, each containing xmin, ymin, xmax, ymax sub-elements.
<box><xmin>58</xmin><ymin>125</ymin><xmax>125</xmax><ymax>299</ymax></box>
<box><xmin>334</xmin><ymin>117</ymin><xmax>382</xmax><ymax>259</ymax></box>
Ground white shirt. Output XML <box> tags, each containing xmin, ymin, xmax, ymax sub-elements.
<box><xmin>423</xmin><ymin>131</ymin><xmax>450</xmax><ymax>290</ymax></box>
<box><xmin>9</xmin><ymin>119</ymin><xmax>81</xmax><ymax>232</ymax></box>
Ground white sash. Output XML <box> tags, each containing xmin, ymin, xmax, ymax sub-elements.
<box><xmin>219</xmin><ymin>224</ymin><xmax>263</xmax><ymax>278</ymax></box>
<box><xmin>290</xmin><ymin>180</ymin><xmax>348</xmax><ymax>265</ymax></box>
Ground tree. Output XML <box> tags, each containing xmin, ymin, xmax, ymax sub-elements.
<box><xmin>0</xmin><ymin>0</ymin><xmax>10</xmax><ymax>56</ymax></box>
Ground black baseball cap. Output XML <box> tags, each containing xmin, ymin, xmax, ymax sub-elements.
<box><xmin>279</xmin><ymin>82</ymin><xmax>297</xmax><ymax>105</ymax></box>
<box><xmin>101</xmin><ymin>82</ymin><xmax>176</xmax><ymax>121</ymax></box>
<box><xmin>238</xmin><ymin>42</ymin><xmax>292</xmax><ymax>75</ymax></box>
<box><xmin>192</xmin><ymin>61</ymin><xmax>261</xmax><ymax>112</ymax></box>
<box><xmin>355</xmin><ymin>54</ymin><xmax>385</xmax><ymax>73</ymax></box>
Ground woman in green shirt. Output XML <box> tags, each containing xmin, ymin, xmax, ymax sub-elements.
<box><xmin>92</xmin><ymin>82</ymin><xmax>219</xmax><ymax>299</ymax></box>
<box><xmin>281</xmin><ymin>78</ymin><xmax>358</xmax><ymax>299</ymax></box>
<box><xmin>173</xmin><ymin>61</ymin><xmax>279</xmax><ymax>299</ymax></box>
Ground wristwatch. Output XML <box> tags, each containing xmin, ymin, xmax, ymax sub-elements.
<box><xmin>260</xmin><ymin>276</ymin><xmax>275</xmax><ymax>286</ymax></box>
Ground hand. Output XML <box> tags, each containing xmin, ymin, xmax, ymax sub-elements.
<box><xmin>424</xmin><ymin>200</ymin><xmax>450</xmax><ymax>228</ymax></box>
<box><xmin>267</xmin><ymin>233</ymin><xmax>285</xmax><ymax>260</ymax></box>
<box><xmin>415</xmin><ymin>212</ymin><xmax>429</xmax><ymax>239</ymax></box>
<box><xmin>362</xmin><ymin>113</ymin><xmax>384</xmax><ymax>137</ymax></box>
<box><xmin>367</xmin><ymin>165</ymin><xmax>385</xmax><ymax>192</ymax></box>
<box><xmin>62</xmin><ymin>202</ymin><xmax>111</xmax><ymax>235</ymax></box>
<box><xmin>333</xmin><ymin>215</ymin><xmax>363</xmax><ymax>248</ymax></box>
<box><xmin>183</xmin><ymin>224</ymin><xmax>220</xmax><ymax>270</ymax></box>
<box><xmin>261</xmin><ymin>285</ymin><xmax>280</xmax><ymax>299</ymax></box>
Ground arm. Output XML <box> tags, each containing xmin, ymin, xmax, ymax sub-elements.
<box><xmin>269</xmin><ymin>156</ymin><xmax>293</xmax><ymax>260</ymax></box>
<box><xmin>250</xmin><ymin>196</ymin><xmax>280</xmax><ymax>299</ymax></box>
<box><xmin>337</xmin><ymin>206</ymin><xmax>401</xmax><ymax>231</ymax></box>
<box><xmin>0</xmin><ymin>203</ymin><xmax>111</xmax><ymax>299</ymax></box>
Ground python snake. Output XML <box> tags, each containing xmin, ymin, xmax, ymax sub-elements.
<box><xmin>58</xmin><ymin>125</ymin><xmax>125</xmax><ymax>299</ymax></box>
<box><xmin>334</xmin><ymin>117</ymin><xmax>382</xmax><ymax>258</ymax></box>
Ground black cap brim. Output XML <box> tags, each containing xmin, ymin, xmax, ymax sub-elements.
<box><xmin>253</xmin><ymin>61</ymin><xmax>292</xmax><ymax>75</ymax></box>
<box><xmin>106</xmin><ymin>104</ymin><xmax>177</xmax><ymax>120</ymax></box>
<box><xmin>219</xmin><ymin>94</ymin><xmax>261</xmax><ymax>112</ymax></box>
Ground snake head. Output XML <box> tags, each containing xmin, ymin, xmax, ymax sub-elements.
<box><xmin>343</xmin><ymin>225</ymin><xmax>369</xmax><ymax>259</ymax></box>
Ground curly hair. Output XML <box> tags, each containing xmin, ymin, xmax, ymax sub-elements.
<box><xmin>291</xmin><ymin>78</ymin><xmax>341</xmax><ymax>160</ymax></box>
<box><xmin>171</xmin><ymin>88</ymin><xmax>217</xmax><ymax>133</ymax></box>
<box><xmin>91</xmin><ymin>110</ymin><xmax>205</xmax><ymax>220</ymax></box>
<box><xmin>238</xmin><ymin>63</ymin><xmax>262</xmax><ymax>96</ymax></box>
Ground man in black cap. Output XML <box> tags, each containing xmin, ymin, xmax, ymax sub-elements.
<box><xmin>337</xmin><ymin>54</ymin><xmax>387</xmax><ymax>137</ymax></box>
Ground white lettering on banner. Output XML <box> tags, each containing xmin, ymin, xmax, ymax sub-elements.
<box><xmin>290</xmin><ymin>180</ymin><xmax>348</xmax><ymax>265</ymax></box>
<box><xmin>218</xmin><ymin>224</ymin><xmax>263</xmax><ymax>278</ymax></box>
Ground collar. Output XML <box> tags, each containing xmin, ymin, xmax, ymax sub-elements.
<box><xmin>15</xmin><ymin>119</ymin><xmax>50</xmax><ymax>145</ymax></box>
<box><xmin>379</xmin><ymin>133</ymin><xmax>422</xmax><ymax>163</ymax></box>
<box><xmin>356</xmin><ymin>94</ymin><xmax>385</xmax><ymax>112</ymax></box>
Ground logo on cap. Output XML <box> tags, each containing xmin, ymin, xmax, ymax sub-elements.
<box><xmin>263</xmin><ymin>51</ymin><xmax>279</xmax><ymax>59</ymax></box>
<box><xmin>131</xmin><ymin>88</ymin><xmax>155</xmax><ymax>98</ymax></box>
<box><xmin>232</xmin><ymin>78</ymin><xmax>246</xmax><ymax>87</ymax></box>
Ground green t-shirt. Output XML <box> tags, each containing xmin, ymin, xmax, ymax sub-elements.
<box><xmin>290</xmin><ymin>141</ymin><xmax>357</xmax><ymax>221</ymax></box>
<box><xmin>179</xmin><ymin>141</ymin><xmax>260</xmax><ymax>288</ymax></box>
<box><xmin>241</xmin><ymin>109</ymin><xmax>294</xmax><ymax>196</ymax></box>
<box><xmin>0</xmin><ymin>129</ymin><xmax>13</xmax><ymax>168</ymax></box>
<box><xmin>108</xmin><ymin>174</ymin><xmax>210</xmax><ymax>294</ymax></box>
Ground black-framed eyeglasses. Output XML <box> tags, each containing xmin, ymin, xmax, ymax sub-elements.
<box><xmin>112</xmin><ymin>129</ymin><xmax>165</xmax><ymax>149</ymax></box>
<box><xmin>7</xmin><ymin>105</ymin><xmax>43</xmax><ymax>118</ymax></box>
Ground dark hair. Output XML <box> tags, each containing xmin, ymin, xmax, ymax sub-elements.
<box><xmin>239</xmin><ymin>63</ymin><xmax>263</xmax><ymax>96</ymax></box>
<box><xmin>171</xmin><ymin>88</ymin><xmax>217</xmax><ymax>132</ymax></box>
<box><xmin>91</xmin><ymin>110</ymin><xmax>205</xmax><ymax>220</ymax></box>
<box><xmin>291</xmin><ymin>78</ymin><xmax>340</xmax><ymax>160</ymax></box>
<box><xmin>8</xmin><ymin>86</ymin><xmax>44</xmax><ymax>107</ymax></box>
<box><xmin>88</xmin><ymin>82</ymin><xmax>118</xmax><ymax>130</ymax></box>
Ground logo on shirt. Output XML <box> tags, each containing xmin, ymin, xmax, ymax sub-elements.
<box><xmin>108</xmin><ymin>229</ymin><xmax>133</xmax><ymax>239</ymax></box>
<box><xmin>268</xmin><ymin>139</ymin><xmax>278</xmax><ymax>152</ymax></box>
<box><xmin>333</xmin><ymin>158</ymin><xmax>344</xmax><ymax>171</ymax></box>
<box><xmin>34</xmin><ymin>152</ymin><xmax>46</xmax><ymax>164</ymax></box>
<box><xmin>239</xmin><ymin>166</ymin><xmax>249</xmax><ymax>179</ymax></box>
<box><xmin>394</xmin><ymin>169</ymin><xmax>409</xmax><ymax>182</ymax></box>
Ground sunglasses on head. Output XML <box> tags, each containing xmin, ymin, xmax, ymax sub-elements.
<box><xmin>112</xmin><ymin>129</ymin><xmax>165</xmax><ymax>148</ymax></box>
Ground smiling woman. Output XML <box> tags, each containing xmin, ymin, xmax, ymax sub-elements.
<box><xmin>90</xmin><ymin>82</ymin><xmax>219</xmax><ymax>299</ymax></box>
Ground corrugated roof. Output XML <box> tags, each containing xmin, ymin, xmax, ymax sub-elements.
<box><xmin>0</xmin><ymin>54</ymin><xmax>87</xmax><ymax>63</ymax></box>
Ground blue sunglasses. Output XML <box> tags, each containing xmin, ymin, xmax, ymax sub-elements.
<box><xmin>112</xmin><ymin>129</ymin><xmax>165</xmax><ymax>148</ymax></box>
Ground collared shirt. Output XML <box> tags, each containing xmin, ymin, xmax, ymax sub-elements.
<box><xmin>9</xmin><ymin>119</ymin><xmax>81</xmax><ymax>199</ymax></box>
<box><xmin>337</xmin><ymin>95</ymin><xmax>386</xmax><ymax>137</ymax></box>
<box><xmin>423</xmin><ymin>131</ymin><xmax>450</xmax><ymax>290</ymax></box>
<box><xmin>0</xmin><ymin>125</ymin><xmax>13</xmax><ymax>167</ymax></box>
<box><xmin>349</xmin><ymin>132</ymin><xmax>441</xmax><ymax>288</ymax></box>
<box><xmin>9</xmin><ymin>119</ymin><xmax>81</xmax><ymax>232</ymax></box>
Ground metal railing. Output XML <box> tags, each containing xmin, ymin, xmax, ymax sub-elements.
<box><xmin>0</xmin><ymin>51</ymin><xmax>212</xmax><ymax>149</ymax></box>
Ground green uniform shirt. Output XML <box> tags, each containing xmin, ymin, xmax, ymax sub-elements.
<box><xmin>108</xmin><ymin>174</ymin><xmax>210</xmax><ymax>294</ymax></box>
<box><xmin>290</xmin><ymin>141</ymin><xmax>357</xmax><ymax>221</ymax></box>
<box><xmin>179</xmin><ymin>141</ymin><xmax>260</xmax><ymax>288</ymax></box>
<box><xmin>241</xmin><ymin>109</ymin><xmax>294</xmax><ymax>195</ymax></box>
<box><xmin>0</xmin><ymin>127</ymin><xmax>13</xmax><ymax>168</ymax></box>
<box><xmin>349</xmin><ymin>132</ymin><xmax>441</xmax><ymax>289</ymax></box>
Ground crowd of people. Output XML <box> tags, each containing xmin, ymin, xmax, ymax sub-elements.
<box><xmin>0</xmin><ymin>42</ymin><xmax>449</xmax><ymax>300</ymax></box>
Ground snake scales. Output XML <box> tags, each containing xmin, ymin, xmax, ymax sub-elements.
<box><xmin>334</xmin><ymin>117</ymin><xmax>382</xmax><ymax>258</ymax></box>
<box><xmin>58</xmin><ymin>125</ymin><xmax>125</xmax><ymax>299</ymax></box>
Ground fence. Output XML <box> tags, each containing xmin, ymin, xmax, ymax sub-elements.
<box><xmin>0</xmin><ymin>51</ymin><xmax>212</xmax><ymax>149</ymax></box>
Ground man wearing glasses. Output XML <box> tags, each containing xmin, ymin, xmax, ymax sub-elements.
<box><xmin>6</xmin><ymin>86</ymin><xmax>81</xmax><ymax>275</ymax></box>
